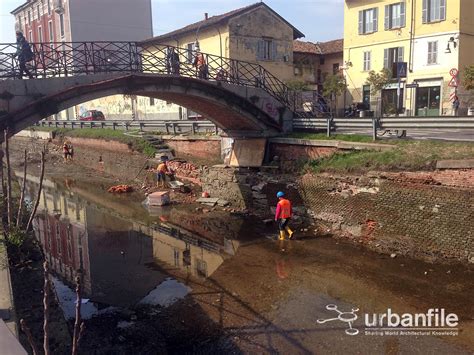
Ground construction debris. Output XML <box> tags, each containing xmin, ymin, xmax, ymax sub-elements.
<box><xmin>107</xmin><ymin>185</ymin><xmax>133</xmax><ymax>193</ymax></box>
<box><xmin>196</xmin><ymin>197</ymin><xmax>220</xmax><ymax>207</ymax></box>
<box><xmin>146</xmin><ymin>191</ymin><xmax>170</xmax><ymax>206</ymax></box>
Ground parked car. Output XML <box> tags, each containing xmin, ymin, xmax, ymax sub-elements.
<box><xmin>78</xmin><ymin>110</ymin><xmax>105</xmax><ymax>121</ymax></box>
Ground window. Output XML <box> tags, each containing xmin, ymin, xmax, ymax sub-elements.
<box><xmin>48</xmin><ymin>21</ymin><xmax>53</xmax><ymax>42</ymax></box>
<box><xmin>257</xmin><ymin>39</ymin><xmax>275</xmax><ymax>61</ymax></box>
<box><xmin>59</xmin><ymin>13</ymin><xmax>65</xmax><ymax>37</ymax></box>
<box><xmin>384</xmin><ymin>47</ymin><xmax>404</xmax><ymax>69</ymax></box>
<box><xmin>362</xmin><ymin>85</ymin><xmax>371</xmax><ymax>110</ymax></box>
<box><xmin>28</xmin><ymin>10</ymin><xmax>31</xmax><ymax>24</ymax></box>
<box><xmin>422</xmin><ymin>0</ymin><xmax>446</xmax><ymax>23</ymax></box>
<box><xmin>333</xmin><ymin>63</ymin><xmax>340</xmax><ymax>75</ymax></box>
<box><xmin>149</xmin><ymin>97</ymin><xmax>155</xmax><ymax>106</ymax></box>
<box><xmin>37</xmin><ymin>5</ymin><xmax>40</xmax><ymax>19</ymax></box>
<box><xmin>18</xmin><ymin>16</ymin><xmax>22</xmax><ymax>29</ymax></box>
<box><xmin>385</xmin><ymin>2</ymin><xmax>406</xmax><ymax>29</ymax></box>
<box><xmin>359</xmin><ymin>8</ymin><xmax>378</xmax><ymax>34</ymax></box>
<box><xmin>186</xmin><ymin>42</ymin><xmax>195</xmax><ymax>63</ymax></box>
<box><xmin>29</xmin><ymin>31</ymin><xmax>33</xmax><ymax>42</ymax></box>
<box><xmin>47</xmin><ymin>0</ymin><xmax>51</xmax><ymax>15</ymax></box>
<box><xmin>38</xmin><ymin>26</ymin><xmax>43</xmax><ymax>42</ymax></box>
<box><xmin>363</xmin><ymin>51</ymin><xmax>371</xmax><ymax>71</ymax></box>
<box><xmin>427</xmin><ymin>41</ymin><xmax>438</xmax><ymax>64</ymax></box>
<box><xmin>317</xmin><ymin>69</ymin><xmax>322</xmax><ymax>83</ymax></box>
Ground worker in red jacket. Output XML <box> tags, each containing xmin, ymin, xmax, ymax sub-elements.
<box><xmin>274</xmin><ymin>191</ymin><xmax>294</xmax><ymax>240</ymax></box>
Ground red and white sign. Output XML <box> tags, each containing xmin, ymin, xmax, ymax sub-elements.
<box><xmin>448</xmin><ymin>68</ymin><xmax>459</xmax><ymax>88</ymax></box>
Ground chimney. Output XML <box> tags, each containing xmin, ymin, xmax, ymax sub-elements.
<box><xmin>204</xmin><ymin>13</ymin><xmax>208</xmax><ymax>20</ymax></box>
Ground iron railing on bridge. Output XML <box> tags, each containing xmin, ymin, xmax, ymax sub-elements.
<box><xmin>0</xmin><ymin>41</ymin><xmax>330</xmax><ymax>118</ymax></box>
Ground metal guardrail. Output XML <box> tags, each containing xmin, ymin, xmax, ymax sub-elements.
<box><xmin>293</xmin><ymin>116</ymin><xmax>474</xmax><ymax>139</ymax></box>
<box><xmin>35</xmin><ymin>119</ymin><xmax>219</xmax><ymax>135</ymax></box>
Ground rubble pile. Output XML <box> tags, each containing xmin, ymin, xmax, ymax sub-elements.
<box><xmin>167</xmin><ymin>161</ymin><xmax>201</xmax><ymax>181</ymax></box>
<box><xmin>107</xmin><ymin>184</ymin><xmax>134</xmax><ymax>193</ymax></box>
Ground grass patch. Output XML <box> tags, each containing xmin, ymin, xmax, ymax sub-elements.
<box><xmin>289</xmin><ymin>132</ymin><xmax>376</xmax><ymax>143</ymax></box>
<box><xmin>31</xmin><ymin>127</ymin><xmax>157</xmax><ymax>157</ymax></box>
<box><xmin>302</xmin><ymin>137</ymin><xmax>474</xmax><ymax>173</ymax></box>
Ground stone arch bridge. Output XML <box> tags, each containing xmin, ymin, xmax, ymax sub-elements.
<box><xmin>0</xmin><ymin>41</ymin><xmax>324</xmax><ymax>139</ymax></box>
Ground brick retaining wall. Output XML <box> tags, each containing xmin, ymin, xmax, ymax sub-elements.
<box><xmin>300</xmin><ymin>172</ymin><xmax>474</xmax><ymax>263</ymax></box>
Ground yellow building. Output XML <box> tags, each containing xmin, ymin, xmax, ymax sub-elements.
<box><xmin>142</xmin><ymin>2</ymin><xmax>304</xmax><ymax>83</ymax></box>
<box><xmin>344</xmin><ymin>0</ymin><xmax>474</xmax><ymax>116</ymax></box>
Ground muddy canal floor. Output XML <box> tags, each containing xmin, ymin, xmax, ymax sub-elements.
<box><xmin>7</xmin><ymin>149</ymin><xmax>474</xmax><ymax>354</ymax></box>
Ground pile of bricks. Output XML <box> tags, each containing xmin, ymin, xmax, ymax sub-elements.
<box><xmin>167</xmin><ymin>161</ymin><xmax>201</xmax><ymax>184</ymax></box>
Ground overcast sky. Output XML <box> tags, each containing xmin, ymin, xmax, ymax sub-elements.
<box><xmin>0</xmin><ymin>0</ymin><xmax>344</xmax><ymax>44</ymax></box>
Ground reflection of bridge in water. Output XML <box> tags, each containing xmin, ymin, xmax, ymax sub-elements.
<box><xmin>0</xmin><ymin>41</ymin><xmax>329</xmax><ymax>138</ymax></box>
<box><xmin>21</xmin><ymin>173</ymin><xmax>241</xmax><ymax>308</ymax></box>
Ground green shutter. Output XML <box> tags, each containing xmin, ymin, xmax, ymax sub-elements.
<box><xmin>398</xmin><ymin>47</ymin><xmax>404</xmax><ymax>62</ymax></box>
<box><xmin>359</xmin><ymin>10</ymin><xmax>363</xmax><ymax>34</ymax></box>
<box><xmin>384</xmin><ymin>48</ymin><xmax>389</xmax><ymax>69</ymax></box>
<box><xmin>422</xmin><ymin>0</ymin><xmax>428</xmax><ymax>23</ymax></box>
<box><xmin>256</xmin><ymin>40</ymin><xmax>263</xmax><ymax>60</ymax></box>
<box><xmin>400</xmin><ymin>2</ymin><xmax>406</xmax><ymax>27</ymax></box>
<box><xmin>440</xmin><ymin>0</ymin><xmax>446</xmax><ymax>21</ymax></box>
<box><xmin>373</xmin><ymin>8</ymin><xmax>378</xmax><ymax>32</ymax></box>
<box><xmin>385</xmin><ymin>5</ymin><xmax>390</xmax><ymax>30</ymax></box>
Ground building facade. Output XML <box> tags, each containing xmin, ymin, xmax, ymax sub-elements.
<box><xmin>293</xmin><ymin>39</ymin><xmax>345</xmax><ymax>114</ymax></box>
<box><xmin>344</xmin><ymin>0</ymin><xmax>474</xmax><ymax>116</ymax></box>
<box><xmin>11</xmin><ymin>0</ymin><xmax>158</xmax><ymax>120</ymax></box>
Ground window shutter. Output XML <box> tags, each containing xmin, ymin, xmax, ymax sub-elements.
<box><xmin>385</xmin><ymin>5</ymin><xmax>390</xmax><ymax>30</ymax></box>
<box><xmin>422</xmin><ymin>0</ymin><xmax>428</xmax><ymax>23</ymax></box>
<box><xmin>373</xmin><ymin>8</ymin><xmax>378</xmax><ymax>32</ymax></box>
<box><xmin>384</xmin><ymin>48</ymin><xmax>389</xmax><ymax>69</ymax></box>
<box><xmin>400</xmin><ymin>2</ymin><xmax>406</xmax><ymax>27</ymax></box>
<box><xmin>359</xmin><ymin>11</ymin><xmax>363</xmax><ymax>34</ymax></box>
<box><xmin>272</xmin><ymin>41</ymin><xmax>277</xmax><ymax>61</ymax></box>
<box><xmin>440</xmin><ymin>0</ymin><xmax>446</xmax><ymax>21</ymax></box>
<box><xmin>398</xmin><ymin>46</ymin><xmax>404</xmax><ymax>62</ymax></box>
<box><xmin>256</xmin><ymin>40</ymin><xmax>264</xmax><ymax>60</ymax></box>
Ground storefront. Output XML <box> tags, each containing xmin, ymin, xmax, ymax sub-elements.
<box><xmin>414</xmin><ymin>79</ymin><xmax>442</xmax><ymax>116</ymax></box>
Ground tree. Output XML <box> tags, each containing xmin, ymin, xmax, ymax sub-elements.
<box><xmin>463</xmin><ymin>65</ymin><xmax>474</xmax><ymax>91</ymax></box>
<box><xmin>365</xmin><ymin>68</ymin><xmax>392</xmax><ymax>93</ymax></box>
<box><xmin>286</xmin><ymin>80</ymin><xmax>310</xmax><ymax>92</ymax></box>
<box><xmin>322</xmin><ymin>74</ymin><xmax>347</xmax><ymax>112</ymax></box>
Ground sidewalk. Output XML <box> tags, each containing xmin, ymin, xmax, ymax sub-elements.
<box><xmin>0</xmin><ymin>236</ymin><xmax>26</xmax><ymax>354</ymax></box>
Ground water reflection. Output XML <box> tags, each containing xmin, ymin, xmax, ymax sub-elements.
<box><xmin>20</xmin><ymin>173</ymin><xmax>241</xmax><ymax>312</ymax></box>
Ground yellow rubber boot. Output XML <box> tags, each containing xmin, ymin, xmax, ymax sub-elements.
<box><xmin>279</xmin><ymin>230</ymin><xmax>286</xmax><ymax>240</ymax></box>
<box><xmin>285</xmin><ymin>227</ymin><xmax>294</xmax><ymax>239</ymax></box>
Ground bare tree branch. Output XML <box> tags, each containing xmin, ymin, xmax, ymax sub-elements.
<box><xmin>20</xmin><ymin>319</ymin><xmax>40</xmax><ymax>355</ymax></box>
<box><xmin>16</xmin><ymin>149</ymin><xmax>27</xmax><ymax>228</ymax></box>
<box><xmin>26</xmin><ymin>147</ymin><xmax>45</xmax><ymax>232</ymax></box>
<box><xmin>4</xmin><ymin>129</ymin><xmax>12</xmax><ymax>229</ymax></box>
<box><xmin>43</xmin><ymin>261</ymin><xmax>51</xmax><ymax>355</ymax></box>
<box><xmin>71</xmin><ymin>274</ymin><xmax>83</xmax><ymax>355</ymax></box>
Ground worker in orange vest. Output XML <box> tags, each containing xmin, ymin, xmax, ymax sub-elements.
<box><xmin>274</xmin><ymin>191</ymin><xmax>294</xmax><ymax>240</ymax></box>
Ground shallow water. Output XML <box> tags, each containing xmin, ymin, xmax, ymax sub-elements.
<box><xmin>22</xmin><ymin>173</ymin><xmax>474</xmax><ymax>353</ymax></box>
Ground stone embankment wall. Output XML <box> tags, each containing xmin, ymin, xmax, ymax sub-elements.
<box><xmin>300</xmin><ymin>170</ymin><xmax>474</xmax><ymax>263</ymax></box>
<box><xmin>163</xmin><ymin>136</ymin><xmax>222</xmax><ymax>165</ymax></box>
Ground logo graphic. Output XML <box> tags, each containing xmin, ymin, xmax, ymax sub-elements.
<box><xmin>317</xmin><ymin>304</ymin><xmax>359</xmax><ymax>335</ymax></box>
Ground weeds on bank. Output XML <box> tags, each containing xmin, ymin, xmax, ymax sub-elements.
<box><xmin>32</xmin><ymin>127</ymin><xmax>158</xmax><ymax>157</ymax></box>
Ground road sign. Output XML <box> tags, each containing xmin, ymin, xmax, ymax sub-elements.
<box><xmin>405</xmin><ymin>83</ymin><xmax>419</xmax><ymax>89</ymax></box>
<box><xmin>392</xmin><ymin>62</ymin><xmax>408</xmax><ymax>78</ymax></box>
<box><xmin>448</xmin><ymin>68</ymin><xmax>459</xmax><ymax>87</ymax></box>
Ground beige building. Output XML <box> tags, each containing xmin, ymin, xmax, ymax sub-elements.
<box><xmin>293</xmin><ymin>39</ymin><xmax>345</xmax><ymax>114</ymax></box>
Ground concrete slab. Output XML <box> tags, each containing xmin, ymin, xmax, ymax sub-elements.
<box><xmin>0</xmin><ymin>320</ymin><xmax>26</xmax><ymax>355</ymax></box>
<box><xmin>436</xmin><ymin>159</ymin><xmax>474</xmax><ymax>169</ymax></box>
<box><xmin>229</xmin><ymin>138</ymin><xmax>266</xmax><ymax>167</ymax></box>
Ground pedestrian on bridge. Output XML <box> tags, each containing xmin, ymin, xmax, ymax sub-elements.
<box><xmin>14</xmin><ymin>31</ymin><xmax>34</xmax><ymax>79</ymax></box>
<box><xmin>274</xmin><ymin>191</ymin><xmax>294</xmax><ymax>240</ymax></box>
<box><xmin>194</xmin><ymin>52</ymin><xmax>208</xmax><ymax>80</ymax></box>
<box><xmin>166</xmin><ymin>47</ymin><xmax>180</xmax><ymax>75</ymax></box>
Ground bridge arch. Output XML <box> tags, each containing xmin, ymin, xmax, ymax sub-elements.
<box><xmin>2</xmin><ymin>73</ymin><xmax>292</xmax><ymax>137</ymax></box>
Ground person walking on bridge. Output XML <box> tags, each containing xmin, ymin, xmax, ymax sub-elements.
<box><xmin>274</xmin><ymin>191</ymin><xmax>294</xmax><ymax>240</ymax></box>
<box><xmin>14</xmin><ymin>31</ymin><xmax>34</xmax><ymax>79</ymax></box>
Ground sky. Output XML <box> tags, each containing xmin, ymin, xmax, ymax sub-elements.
<box><xmin>0</xmin><ymin>0</ymin><xmax>344</xmax><ymax>44</ymax></box>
